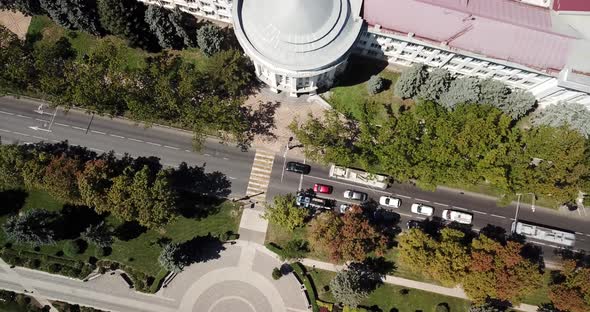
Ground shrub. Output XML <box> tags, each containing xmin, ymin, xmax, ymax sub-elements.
<box><xmin>532</xmin><ymin>102</ymin><xmax>590</xmax><ymax>137</ymax></box>
<box><xmin>272</xmin><ymin>267</ymin><xmax>282</xmax><ymax>280</ymax></box>
<box><xmin>435</xmin><ymin>303</ymin><xmax>450</xmax><ymax>312</ymax></box>
<box><xmin>330</xmin><ymin>268</ymin><xmax>369</xmax><ymax>308</ymax></box>
<box><xmin>366</xmin><ymin>75</ymin><xmax>385</xmax><ymax>95</ymax></box>
<box><xmin>197</xmin><ymin>24</ymin><xmax>225</xmax><ymax>56</ymax></box>
<box><xmin>439</xmin><ymin>77</ymin><xmax>481</xmax><ymax>110</ymax></box>
<box><xmin>278</xmin><ymin>239</ymin><xmax>309</xmax><ymax>261</ymax></box>
<box><xmin>418</xmin><ymin>67</ymin><xmax>452</xmax><ymax>101</ymax></box>
<box><xmin>47</xmin><ymin>263</ymin><xmax>62</xmax><ymax>273</ymax></box>
<box><xmin>158</xmin><ymin>243</ymin><xmax>184</xmax><ymax>273</ymax></box>
<box><xmin>63</xmin><ymin>240</ymin><xmax>82</xmax><ymax>257</ymax></box>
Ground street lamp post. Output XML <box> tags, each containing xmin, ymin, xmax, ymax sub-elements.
<box><xmin>512</xmin><ymin>193</ymin><xmax>522</xmax><ymax>233</ymax></box>
<box><xmin>527</xmin><ymin>192</ymin><xmax>536</xmax><ymax>212</ymax></box>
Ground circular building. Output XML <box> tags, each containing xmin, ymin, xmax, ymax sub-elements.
<box><xmin>232</xmin><ymin>0</ymin><xmax>364</xmax><ymax>96</ymax></box>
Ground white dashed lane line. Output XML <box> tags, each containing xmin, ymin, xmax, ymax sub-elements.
<box><xmin>0</xmin><ymin>110</ymin><xmax>14</xmax><ymax>115</ymax></box>
<box><xmin>91</xmin><ymin>130</ymin><xmax>106</xmax><ymax>135</ymax></box>
<box><xmin>127</xmin><ymin>138</ymin><xmax>143</xmax><ymax>142</ymax></box>
<box><xmin>204</xmin><ymin>153</ymin><xmax>211</xmax><ymax>156</ymax></box>
<box><xmin>472</xmin><ymin>210</ymin><xmax>488</xmax><ymax>215</ymax></box>
<box><xmin>16</xmin><ymin>114</ymin><xmax>32</xmax><ymax>119</ymax></box>
<box><xmin>433</xmin><ymin>202</ymin><xmax>449</xmax><ymax>207</ymax></box>
<box><xmin>55</xmin><ymin>122</ymin><xmax>69</xmax><ymax>127</ymax></box>
<box><xmin>490</xmin><ymin>214</ymin><xmax>506</xmax><ymax>219</ymax></box>
<box><xmin>146</xmin><ymin>142</ymin><xmax>161</xmax><ymax>146</ymax></box>
<box><xmin>0</xmin><ymin>128</ymin><xmax>10</xmax><ymax>133</ymax></box>
<box><xmin>395</xmin><ymin>194</ymin><xmax>412</xmax><ymax>199</ymax></box>
<box><xmin>109</xmin><ymin>134</ymin><xmax>124</xmax><ymax>139</ymax></box>
<box><xmin>89</xmin><ymin>148</ymin><xmax>105</xmax><ymax>153</ymax></box>
<box><xmin>72</xmin><ymin>126</ymin><xmax>85</xmax><ymax>131</ymax></box>
<box><xmin>164</xmin><ymin>145</ymin><xmax>179</xmax><ymax>150</ymax></box>
<box><xmin>414</xmin><ymin>198</ymin><xmax>429</xmax><ymax>202</ymax></box>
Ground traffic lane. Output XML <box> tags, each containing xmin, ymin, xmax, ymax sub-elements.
<box><xmin>0</xmin><ymin>100</ymin><xmax>255</xmax><ymax>164</ymax></box>
<box><xmin>0</xmin><ymin>115</ymin><xmax>253</xmax><ymax>196</ymax></box>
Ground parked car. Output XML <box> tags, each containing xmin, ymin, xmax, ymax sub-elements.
<box><xmin>442</xmin><ymin>209</ymin><xmax>473</xmax><ymax>225</ymax></box>
<box><xmin>339</xmin><ymin>204</ymin><xmax>350</xmax><ymax>214</ymax></box>
<box><xmin>313</xmin><ymin>183</ymin><xmax>333</xmax><ymax>194</ymax></box>
<box><xmin>286</xmin><ymin>161</ymin><xmax>311</xmax><ymax>174</ymax></box>
<box><xmin>379</xmin><ymin>196</ymin><xmax>401</xmax><ymax>208</ymax></box>
<box><xmin>407</xmin><ymin>220</ymin><xmax>423</xmax><ymax>230</ymax></box>
<box><xmin>410</xmin><ymin>203</ymin><xmax>434</xmax><ymax>216</ymax></box>
<box><xmin>343</xmin><ymin>190</ymin><xmax>368</xmax><ymax>201</ymax></box>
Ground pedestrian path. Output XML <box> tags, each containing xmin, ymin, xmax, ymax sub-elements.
<box><xmin>299</xmin><ymin>258</ymin><xmax>538</xmax><ymax>312</ymax></box>
<box><xmin>246</xmin><ymin>149</ymin><xmax>275</xmax><ymax>201</ymax></box>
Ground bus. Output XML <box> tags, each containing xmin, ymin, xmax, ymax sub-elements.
<box><xmin>328</xmin><ymin>165</ymin><xmax>389</xmax><ymax>190</ymax></box>
<box><xmin>512</xmin><ymin>221</ymin><xmax>576</xmax><ymax>247</ymax></box>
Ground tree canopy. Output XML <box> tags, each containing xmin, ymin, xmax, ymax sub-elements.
<box><xmin>262</xmin><ymin>194</ymin><xmax>308</xmax><ymax>231</ymax></box>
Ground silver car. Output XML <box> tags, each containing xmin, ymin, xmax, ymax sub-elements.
<box><xmin>343</xmin><ymin>190</ymin><xmax>368</xmax><ymax>201</ymax></box>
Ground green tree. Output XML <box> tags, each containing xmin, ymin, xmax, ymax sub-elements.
<box><xmin>61</xmin><ymin>39</ymin><xmax>129</xmax><ymax>115</ymax></box>
<box><xmin>39</xmin><ymin>0</ymin><xmax>102</xmax><ymax>35</ymax></box>
<box><xmin>3</xmin><ymin>209</ymin><xmax>58</xmax><ymax>245</ymax></box>
<box><xmin>429</xmin><ymin>228</ymin><xmax>470</xmax><ymax>286</ymax></box>
<box><xmin>500</xmin><ymin>89</ymin><xmax>536</xmax><ymax>120</ymax></box>
<box><xmin>63</xmin><ymin>240</ymin><xmax>82</xmax><ymax>257</ymax></box>
<box><xmin>330</xmin><ymin>268</ymin><xmax>370</xmax><ymax>307</ymax></box>
<box><xmin>262</xmin><ymin>194</ymin><xmax>308</xmax><ymax>231</ymax></box>
<box><xmin>439</xmin><ymin>77</ymin><xmax>481</xmax><ymax>110</ymax></box>
<box><xmin>97</xmin><ymin>0</ymin><xmax>155</xmax><ymax>50</ymax></box>
<box><xmin>532</xmin><ymin>102</ymin><xmax>590</xmax><ymax>138</ymax></box>
<box><xmin>197</xmin><ymin>23</ymin><xmax>224</xmax><ymax>56</ymax></box>
<box><xmin>33</xmin><ymin>37</ymin><xmax>76</xmax><ymax>98</ymax></box>
<box><xmin>144</xmin><ymin>4</ymin><xmax>181</xmax><ymax>49</ymax></box>
<box><xmin>0</xmin><ymin>26</ymin><xmax>35</xmax><ymax>93</ymax></box>
<box><xmin>169</xmin><ymin>8</ymin><xmax>196</xmax><ymax>48</ymax></box>
<box><xmin>339</xmin><ymin>206</ymin><xmax>387</xmax><ymax>262</ymax></box>
<box><xmin>0</xmin><ymin>145</ymin><xmax>26</xmax><ymax>190</ymax></box>
<box><xmin>418</xmin><ymin>67</ymin><xmax>451</xmax><ymax>101</ymax></box>
<box><xmin>394</xmin><ymin>63</ymin><xmax>427</xmax><ymax>99</ymax></box>
<box><xmin>204</xmin><ymin>49</ymin><xmax>253</xmax><ymax>97</ymax></box>
<box><xmin>77</xmin><ymin>159</ymin><xmax>115</xmax><ymax>210</ymax></box>
<box><xmin>479</xmin><ymin>79</ymin><xmax>510</xmax><ymax>108</ymax></box>
<box><xmin>0</xmin><ymin>0</ymin><xmax>43</xmax><ymax>15</ymax></box>
<box><xmin>81</xmin><ymin>221</ymin><xmax>113</xmax><ymax>248</ymax></box>
<box><xmin>278</xmin><ymin>239</ymin><xmax>308</xmax><ymax>261</ymax></box>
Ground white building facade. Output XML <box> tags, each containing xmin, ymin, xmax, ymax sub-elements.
<box><xmin>137</xmin><ymin>0</ymin><xmax>590</xmax><ymax>107</ymax></box>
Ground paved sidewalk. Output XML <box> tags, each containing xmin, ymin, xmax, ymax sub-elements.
<box><xmin>0</xmin><ymin>259</ymin><xmax>57</xmax><ymax>311</ymax></box>
<box><xmin>300</xmin><ymin>258</ymin><xmax>538</xmax><ymax>312</ymax></box>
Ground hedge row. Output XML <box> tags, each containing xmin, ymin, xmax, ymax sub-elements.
<box><xmin>291</xmin><ymin>262</ymin><xmax>319</xmax><ymax>312</ymax></box>
<box><xmin>96</xmin><ymin>259</ymin><xmax>155</xmax><ymax>293</ymax></box>
<box><xmin>1</xmin><ymin>248</ymin><xmax>94</xmax><ymax>279</ymax></box>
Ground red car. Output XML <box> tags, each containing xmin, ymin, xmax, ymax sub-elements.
<box><xmin>313</xmin><ymin>183</ymin><xmax>333</xmax><ymax>194</ymax></box>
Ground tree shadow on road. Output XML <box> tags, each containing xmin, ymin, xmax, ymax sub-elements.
<box><xmin>168</xmin><ymin>162</ymin><xmax>232</xmax><ymax>219</ymax></box>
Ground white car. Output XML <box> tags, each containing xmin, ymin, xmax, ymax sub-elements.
<box><xmin>379</xmin><ymin>196</ymin><xmax>401</xmax><ymax>208</ymax></box>
<box><xmin>411</xmin><ymin>203</ymin><xmax>434</xmax><ymax>216</ymax></box>
<box><xmin>442</xmin><ymin>209</ymin><xmax>473</xmax><ymax>225</ymax></box>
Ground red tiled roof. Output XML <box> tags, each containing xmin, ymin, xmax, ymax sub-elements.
<box><xmin>553</xmin><ymin>0</ymin><xmax>590</xmax><ymax>12</ymax></box>
<box><xmin>363</xmin><ymin>0</ymin><xmax>575</xmax><ymax>73</ymax></box>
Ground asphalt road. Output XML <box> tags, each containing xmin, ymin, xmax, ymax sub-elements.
<box><xmin>2</xmin><ymin>96</ymin><xmax>590</xmax><ymax>263</ymax></box>
<box><xmin>0</xmin><ymin>96</ymin><xmax>255</xmax><ymax>197</ymax></box>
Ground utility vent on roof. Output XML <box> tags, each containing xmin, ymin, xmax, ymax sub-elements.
<box><xmin>374</xmin><ymin>24</ymin><xmax>381</xmax><ymax>31</ymax></box>
<box><xmin>408</xmin><ymin>32</ymin><xmax>414</xmax><ymax>38</ymax></box>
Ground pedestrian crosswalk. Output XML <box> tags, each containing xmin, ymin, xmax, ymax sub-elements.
<box><xmin>246</xmin><ymin>149</ymin><xmax>275</xmax><ymax>200</ymax></box>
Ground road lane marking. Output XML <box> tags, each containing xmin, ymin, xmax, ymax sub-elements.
<box><xmin>91</xmin><ymin>130</ymin><xmax>106</xmax><ymax>135</ymax></box>
<box><xmin>35</xmin><ymin>118</ymin><xmax>48</xmax><ymax>122</ymax></box>
<box><xmin>229</xmin><ymin>176</ymin><xmax>237</xmax><ymax>180</ymax></box>
<box><xmin>204</xmin><ymin>153</ymin><xmax>211</xmax><ymax>156</ymax></box>
<box><xmin>185</xmin><ymin>149</ymin><xmax>191</xmax><ymax>152</ymax></box>
<box><xmin>223</xmin><ymin>157</ymin><xmax>229</xmax><ymax>160</ymax></box>
<box><xmin>395</xmin><ymin>194</ymin><xmax>411</xmax><ymax>199</ymax></box>
<box><xmin>55</xmin><ymin>123</ymin><xmax>69</xmax><ymax>127</ymax></box>
<box><xmin>72</xmin><ymin>126</ymin><xmax>85</xmax><ymax>131</ymax></box>
<box><xmin>16</xmin><ymin>114</ymin><xmax>32</xmax><ymax>119</ymax></box>
<box><xmin>453</xmin><ymin>206</ymin><xmax>469</xmax><ymax>211</ymax></box>
<box><xmin>164</xmin><ymin>145</ymin><xmax>179</xmax><ymax>150</ymax></box>
<box><xmin>472</xmin><ymin>210</ymin><xmax>487</xmax><ymax>215</ymax></box>
<box><xmin>12</xmin><ymin>132</ymin><xmax>29</xmax><ymax>137</ymax></box>
<box><xmin>414</xmin><ymin>198</ymin><xmax>429</xmax><ymax>202</ymax></box>
<box><xmin>0</xmin><ymin>128</ymin><xmax>10</xmax><ymax>132</ymax></box>
<box><xmin>146</xmin><ymin>142</ymin><xmax>161</xmax><ymax>146</ymax></box>
<box><xmin>109</xmin><ymin>134</ymin><xmax>124</xmax><ymax>139</ymax></box>
<box><xmin>433</xmin><ymin>202</ymin><xmax>449</xmax><ymax>206</ymax></box>
<box><xmin>127</xmin><ymin>138</ymin><xmax>143</xmax><ymax>142</ymax></box>
<box><xmin>0</xmin><ymin>110</ymin><xmax>14</xmax><ymax>115</ymax></box>
<box><xmin>490</xmin><ymin>214</ymin><xmax>506</xmax><ymax>219</ymax></box>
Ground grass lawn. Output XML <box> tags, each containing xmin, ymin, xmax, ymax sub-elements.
<box><xmin>0</xmin><ymin>189</ymin><xmax>242</xmax><ymax>278</ymax></box>
<box><xmin>308</xmin><ymin>267</ymin><xmax>472</xmax><ymax>312</ymax></box>
<box><xmin>324</xmin><ymin>56</ymin><xmax>406</xmax><ymax>124</ymax></box>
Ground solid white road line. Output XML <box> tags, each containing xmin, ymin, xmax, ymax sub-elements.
<box><xmin>414</xmin><ymin>198</ymin><xmax>429</xmax><ymax>202</ymax></box>
<box><xmin>55</xmin><ymin>122</ymin><xmax>69</xmax><ymax>127</ymax></box>
<box><xmin>146</xmin><ymin>142</ymin><xmax>161</xmax><ymax>146</ymax></box>
<box><xmin>472</xmin><ymin>210</ymin><xmax>488</xmax><ymax>215</ymax></box>
<box><xmin>0</xmin><ymin>128</ymin><xmax>10</xmax><ymax>132</ymax></box>
<box><xmin>490</xmin><ymin>214</ymin><xmax>506</xmax><ymax>219</ymax></box>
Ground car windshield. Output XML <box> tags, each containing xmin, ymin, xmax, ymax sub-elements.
<box><xmin>384</xmin><ymin>198</ymin><xmax>390</xmax><ymax>204</ymax></box>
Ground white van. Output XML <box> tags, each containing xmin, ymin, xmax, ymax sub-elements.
<box><xmin>442</xmin><ymin>209</ymin><xmax>473</xmax><ymax>225</ymax></box>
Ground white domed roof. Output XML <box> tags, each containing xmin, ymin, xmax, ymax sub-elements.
<box><xmin>233</xmin><ymin>0</ymin><xmax>364</xmax><ymax>72</ymax></box>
